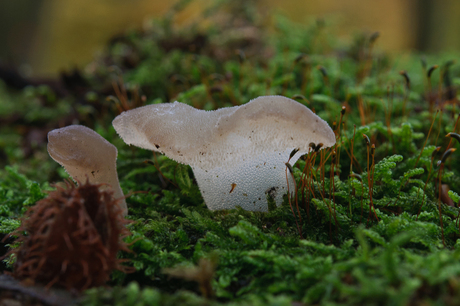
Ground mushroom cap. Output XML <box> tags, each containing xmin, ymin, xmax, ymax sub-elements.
<box><xmin>47</xmin><ymin>125</ymin><xmax>127</xmax><ymax>215</ymax></box>
<box><xmin>113</xmin><ymin>95</ymin><xmax>335</xmax><ymax>211</ymax></box>
<box><xmin>113</xmin><ymin>96</ymin><xmax>335</xmax><ymax>169</ymax></box>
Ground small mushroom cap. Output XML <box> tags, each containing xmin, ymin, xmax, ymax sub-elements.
<box><xmin>47</xmin><ymin>125</ymin><xmax>127</xmax><ymax>215</ymax></box>
<box><xmin>113</xmin><ymin>95</ymin><xmax>335</xmax><ymax>211</ymax></box>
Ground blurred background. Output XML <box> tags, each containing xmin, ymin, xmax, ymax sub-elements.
<box><xmin>1</xmin><ymin>0</ymin><xmax>459</xmax><ymax>77</ymax></box>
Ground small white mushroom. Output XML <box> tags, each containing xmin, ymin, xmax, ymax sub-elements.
<box><xmin>47</xmin><ymin>125</ymin><xmax>127</xmax><ymax>215</ymax></box>
<box><xmin>113</xmin><ymin>95</ymin><xmax>335</xmax><ymax>212</ymax></box>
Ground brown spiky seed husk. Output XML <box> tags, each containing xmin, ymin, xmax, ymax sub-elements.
<box><xmin>12</xmin><ymin>181</ymin><xmax>132</xmax><ymax>291</ymax></box>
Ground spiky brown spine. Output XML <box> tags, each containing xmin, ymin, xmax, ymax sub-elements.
<box><xmin>10</xmin><ymin>180</ymin><xmax>133</xmax><ymax>291</ymax></box>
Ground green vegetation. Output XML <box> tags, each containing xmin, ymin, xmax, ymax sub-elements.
<box><xmin>2</xmin><ymin>1</ymin><xmax>460</xmax><ymax>305</ymax></box>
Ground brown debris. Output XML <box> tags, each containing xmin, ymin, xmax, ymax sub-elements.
<box><xmin>6</xmin><ymin>181</ymin><xmax>134</xmax><ymax>292</ymax></box>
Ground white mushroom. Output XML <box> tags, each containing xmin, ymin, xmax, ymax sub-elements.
<box><xmin>113</xmin><ymin>95</ymin><xmax>335</xmax><ymax>212</ymax></box>
<box><xmin>47</xmin><ymin>125</ymin><xmax>127</xmax><ymax>215</ymax></box>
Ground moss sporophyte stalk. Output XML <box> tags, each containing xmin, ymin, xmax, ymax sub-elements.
<box><xmin>3</xmin><ymin>1</ymin><xmax>460</xmax><ymax>304</ymax></box>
